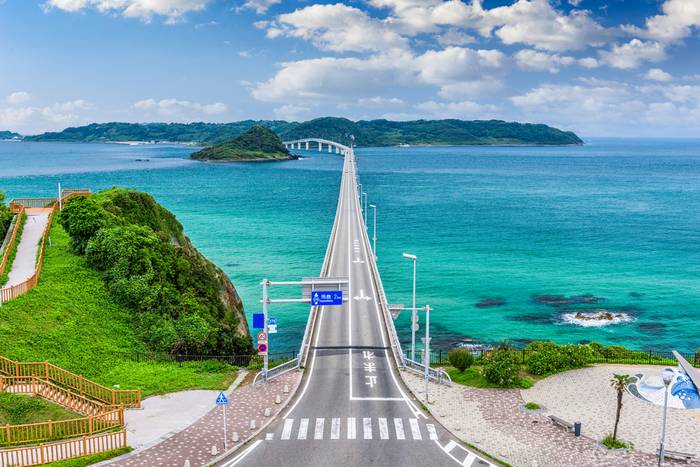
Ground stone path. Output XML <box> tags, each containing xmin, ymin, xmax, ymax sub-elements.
<box><xmin>107</xmin><ymin>370</ymin><xmax>301</xmax><ymax>467</ymax></box>
<box><xmin>402</xmin><ymin>370</ymin><xmax>689</xmax><ymax>467</ymax></box>
<box><xmin>522</xmin><ymin>364</ymin><xmax>700</xmax><ymax>458</ymax></box>
<box><xmin>5</xmin><ymin>208</ymin><xmax>50</xmax><ymax>287</ymax></box>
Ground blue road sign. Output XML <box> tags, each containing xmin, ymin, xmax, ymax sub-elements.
<box><xmin>215</xmin><ymin>392</ymin><xmax>229</xmax><ymax>405</ymax></box>
<box><xmin>268</xmin><ymin>317</ymin><xmax>277</xmax><ymax>326</ymax></box>
<box><xmin>311</xmin><ymin>290</ymin><xmax>343</xmax><ymax>306</ymax></box>
<box><xmin>253</xmin><ymin>313</ymin><xmax>265</xmax><ymax>329</ymax></box>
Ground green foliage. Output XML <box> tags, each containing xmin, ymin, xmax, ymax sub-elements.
<box><xmin>0</xmin><ymin>393</ymin><xmax>77</xmax><ymax>425</ymax></box>
<box><xmin>0</xmin><ymin>221</ymin><xmax>240</xmax><ymax>396</ymax></box>
<box><xmin>524</xmin><ymin>402</ymin><xmax>540</xmax><ymax>410</ymax></box>
<box><xmin>192</xmin><ymin>125</ymin><xmax>293</xmax><ymax>161</ymax></box>
<box><xmin>0</xmin><ymin>211</ymin><xmax>25</xmax><ymax>286</ymax></box>
<box><xmin>448</xmin><ymin>348</ymin><xmax>474</xmax><ymax>373</ymax></box>
<box><xmin>525</xmin><ymin>341</ymin><xmax>592</xmax><ymax>376</ymax></box>
<box><xmin>601</xmin><ymin>434</ymin><xmax>632</xmax><ymax>450</ymax></box>
<box><xmin>0</xmin><ymin>190</ymin><xmax>13</xmax><ymax>240</ymax></box>
<box><xmin>59</xmin><ymin>189</ymin><xmax>252</xmax><ymax>356</ymax></box>
<box><xmin>45</xmin><ymin>447</ymin><xmax>133</xmax><ymax>467</ymax></box>
<box><xmin>482</xmin><ymin>348</ymin><xmax>522</xmax><ymax>388</ymax></box>
<box><xmin>26</xmin><ymin>118</ymin><xmax>583</xmax><ymax>146</ymax></box>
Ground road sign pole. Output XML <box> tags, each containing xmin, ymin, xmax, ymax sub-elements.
<box><xmin>223</xmin><ymin>403</ymin><xmax>227</xmax><ymax>451</ymax></box>
<box><xmin>262</xmin><ymin>278</ymin><xmax>269</xmax><ymax>382</ymax></box>
<box><xmin>424</xmin><ymin>304</ymin><xmax>431</xmax><ymax>404</ymax></box>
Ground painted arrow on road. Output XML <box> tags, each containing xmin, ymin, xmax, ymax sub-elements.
<box><xmin>354</xmin><ymin>289</ymin><xmax>372</xmax><ymax>301</ymax></box>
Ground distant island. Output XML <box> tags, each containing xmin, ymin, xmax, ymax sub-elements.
<box><xmin>0</xmin><ymin>130</ymin><xmax>21</xmax><ymax>140</ymax></box>
<box><xmin>191</xmin><ymin>125</ymin><xmax>296</xmax><ymax>162</ymax></box>
<box><xmin>19</xmin><ymin>117</ymin><xmax>583</xmax><ymax>147</ymax></box>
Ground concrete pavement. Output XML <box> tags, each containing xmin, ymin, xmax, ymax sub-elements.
<box><xmin>5</xmin><ymin>208</ymin><xmax>50</xmax><ymax>287</ymax></box>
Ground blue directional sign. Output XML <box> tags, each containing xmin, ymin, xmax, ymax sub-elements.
<box><xmin>311</xmin><ymin>290</ymin><xmax>343</xmax><ymax>306</ymax></box>
<box><xmin>215</xmin><ymin>391</ymin><xmax>229</xmax><ymax>405</ymax></box>
<box><xmin>268</xmin><ymin>317</ymin><xmax>277</xmax><ymax>326</ymax></box>
<box><xmin>252</xmin><ymin>313</ymin><xmax>265</xmax><ymax>329</ymax></box>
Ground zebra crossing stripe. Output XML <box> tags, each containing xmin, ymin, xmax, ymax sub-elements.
<box><xmin>378</xmin><ymin>418</ymin><xmax>389</xmax><ymax>440</ymax></box>
<box><xmin>426</xmin><ymin>424</ymin><xmax>438</xmax><ymax>440</ymax></box>
<box><xmin>347</xmin><ymin>417</ymin><xmax>356</xmax><ymax>440</ymax></box>
<box><xmin>265</xmin><ymin>433</ymin><xmax>274</xmax><ymax>440</ymax></box>
<box><xmin>281</xmin><ymin>419</ymin><xmax>294</xmax><ymax>440</ymax></box>
<box><xmin>393</xmin><ymin>418</ymin><xmax>405</xmax><ymax>440</ymax></box>
<box><xmin>409</xmin><ymin>418</ymin><xmax>422</xmax><ymax>440</ymax></box>
<box><xmin>363</xmin><ymin>417</ymin><xmax>372</xmax><ymax>440</ymax></box>
<box><xmin>444</xmin><ymin>440</ymin><xmax>457</xmax><ymax>453</ymax></box>
<box><xmin>297</xmin><ymin>418</ymin><xmax>309</xmax><ymax>440</ymax></box>
<box><xmin>314</xmin><ymin>418</ymin><xmax>324</xmax><ymax>440</ymax></box>
<box><xmin>462</xmin><ymin>453</ymin><xmax>477</xmax><ymax>466</ymax></box>
<box><xmin>331</xmin><ymin>418</ymin><xmax>341</xmax><ymax>440</ymax></box>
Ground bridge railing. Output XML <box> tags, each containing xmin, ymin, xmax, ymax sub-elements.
<box><xmin>403</xmin><ymin>357</ymin><xmax>452</xmax><ymax>386</ymax></box>
<box><xmin>253</xmin><ymin>357</ymin><xmax>299</xmax><ymax>384</ymax></box>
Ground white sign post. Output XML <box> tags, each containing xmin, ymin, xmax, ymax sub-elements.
<box><xmin>216</xmin><ymin>392</ymin><xmax>229</xmax><ymax>450</ymax></box>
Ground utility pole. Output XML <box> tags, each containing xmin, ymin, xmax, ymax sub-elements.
<box><xmin>262</xmin><ymin>278</ymin><xmax>270</xmax><ymax>382</ymax></box>
<box><xmin>424</xmin><ymin>304</ymin><xmax>431</xmax><ymax>403</ymax></box>
<box><xmin>403</xmin><ymin>253</ymin><xmax>417</xmax><ymax>361</ymax></box>
<box><xmin>369</xmin><ymin>204</ymin><xmax>377</xmax><ymax>257</ymax></box>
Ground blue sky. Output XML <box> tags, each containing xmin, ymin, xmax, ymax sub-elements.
<box><xmin>1</xmin><ymin>0</ymin><xmax>699</xmax><ymax>137</ymax></box>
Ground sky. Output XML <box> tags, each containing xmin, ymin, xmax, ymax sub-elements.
<box><xmin>0</xmin><ymin>0</ymin><xmax>699</xmax><ymax>137</ymax></box>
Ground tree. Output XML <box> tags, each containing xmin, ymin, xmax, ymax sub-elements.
<box><xmin>0</xmin><ymin>190</ymin><xmax>12</xmax><ymax>239</ymax></box>
<box><xmin>610</xmin><ymin>373</ymin><xmax>631</xmax><ymax>441</ymax></box>
<box><xmin>448</xmin><ymin>348</ymin><xmax>474</xmax><ymax>373</ymax></box>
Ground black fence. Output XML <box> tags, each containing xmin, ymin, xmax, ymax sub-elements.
<box><xmin>123</xmin><ymin>350</ymin><xmax>297</xmax><ymax>367</ymax></box>
<box><xmin>416</xmin><ymin>348</ymin><xmax>700</xmax><ymax>368</ymax></box>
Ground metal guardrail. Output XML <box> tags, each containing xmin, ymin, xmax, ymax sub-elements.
<box><xmin>403</xmin><ymin>357</ymin><xmax>452</xmax><ymax>386</ymax></box>
<box><xmin>253</xmin><ymin>357</ymin><xmax>299</xmax><ymax>384</ymax></box>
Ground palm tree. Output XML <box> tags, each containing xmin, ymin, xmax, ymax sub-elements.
<box><xmin>610</xmin><ymin>373</ymin><xmax>631</xmax><ymax>441</ymax></box>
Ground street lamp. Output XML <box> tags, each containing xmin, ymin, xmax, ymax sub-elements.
<box><xmin>369</xmin><ymin>204</ymin><xmax>377</xmax><ymax>257</ymax></box>
<box><xmin>362</xmin><ymin>192</ymin><xmax>367</xmax><ymax>227</ymax></box>
<box><xmin>658</xmin><ymin>368</ymin><xmax>675</xmax><ymax>467</ymax></box>
<box><xmin>402</xmin><ymin>253</ymin><xmax>417</xmax><ymax>361</ymax></box>
<box><xmin>423</xmin><ymin>304</ymin><xmax>431</xmax><ymax>403</ymax></box>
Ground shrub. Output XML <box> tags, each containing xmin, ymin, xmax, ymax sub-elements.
<box><xmin>601</xmin><ymin>434</ymin><xmax>631</xmax><ymax>450</ymax></box>
<box><xmin>524</xmin><ymin>402</ymin><xmax>540</xmax><ymax>410</ymax></box>
<box><xmin>59</xmin><ymin>196</ymin><xmax>107</xmax><ymax>254</ymax></box>
<box><xmin>448</xmin><ymin>348</ymin><xmax>474</xmax><ymax>372</ymax></box>
<box><xmin>0</xmin><ymin>190</ymin><xmax>12</xmax><ymax>240</ymax></box>
<box><xmin>525</xmin><ymin>341</ymin><xmax>592</xmax><ymax>376</ymax></box>
<box><xmin>482</xmin><ymin>348</ymin><xmax>522</xmax><ymax>387</ymax></box>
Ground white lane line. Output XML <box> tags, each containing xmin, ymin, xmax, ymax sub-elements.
<box><xmin>394</xmin><ymin>418</ymin><xmax>405</xmax><ymax>440</ymax></box>
<box><xmin>378</xmin><ymin>418</ymin><xmax>389</xmax><ymax>440</ymax></box>
<box><xmin>409</xmin><ymin>418</ymin><xmax>422</xmax><ymax>440</ymax></box>
<box><xmin>281</xmin><ymin>418</ymin><xmax>294</xmax><ymax>440</ymax></box>
<box><xmin>444</xmin><ymin>440</ymin><xmax>457</xmax><ymax>453</ymax></box>
<box><xmin>297</xmin><ymin>418</ymin><xmax>309</xmax><ymax>440</ymax></box>
<box><xmin>434</xmin><ymin>439</ymin><xmax>472</xmax><ymax>466</ymax></box>
<box><xmin>363</xmin><ymin>417</ymin><xmax>372</xmax><ymax>440</ymax></box>
<box><xmin>221</xmin><ymin>440</ymin><xmax>263</xmax><ymax>466</ymax></box>
<box><xmin>314</xmin><ymin>418</ymin><xmax>325</xmax><ymax>440</ymax></box>
<box><xmin>462</xmin><ymin>453</ymin><xmax>477</xmax><ymax>466</ymax></box>
<box><xmin>427</xmin><ymin>424</ymin><xmax>438</xmax><ymax>440</ymax></box>
<box><xmin>331</xmin><ymin>417</ymin><xmax>341</xmax><ymax>440</ymax></box>
<box><xmin>349</xmin><ymin>396</ymin><xmax>405</xmax><ymax>401</ymax></box>
<box><xmin>265</xmin><ymin>433</ymin><xmax>274</xmax><ymax>440</ymax></box>
<box><xmin>347</xmin><ymin>417</ymin><xmax>356</xmax><ymax>440</ymax></box>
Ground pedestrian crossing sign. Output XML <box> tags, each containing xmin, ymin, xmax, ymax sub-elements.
<box><xmin>215</xmin><ymin>391</ymin><xmax>228</xmax><ymax>405</ymax></box>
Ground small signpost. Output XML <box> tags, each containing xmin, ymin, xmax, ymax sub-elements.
<box><xmin>252</xmin><ymin>313</ymin><xmax>265</xmax><ymax>329</ymax></box>
<box><xmin>268</xmin><ymin>317</ymin><xmax>277</xmax><ymax>334</ymax></box>
<box><xmin>257</xmin><ymin>342</ymin><xmax>268</xmax><ymax>355</ymax></box>
<box><xmin>216</xmin><ymin>392</ymin><xmax>229</xmax><ymax>450</ymax></box>
<box><xmin>311</xmin><ymin>290</ymin><xmax>343</xmax><ymax>306</ymax></box>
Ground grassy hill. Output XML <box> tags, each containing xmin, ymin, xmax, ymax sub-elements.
<box><xmin>25</xmin><ymin>117</ymin><xmax>583</xmax><ymax>146</ymax></box>
<box><xmin>191</xmin><ymin>125</ymin><xmax>295</xmax><ymax>162</ymax></box>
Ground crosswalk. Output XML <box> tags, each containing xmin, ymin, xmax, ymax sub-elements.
<box><xmin>274</xmin><ymin>417</ymin><xmax>439</xmax><ymax>442</ymax></box>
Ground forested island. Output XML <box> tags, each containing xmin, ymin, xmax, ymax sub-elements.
<box><xmin>0</xmin><ymin>130</ymin><xmax>21</xmax><ymax>140</ymax></box>
<box><xmin>191</xmin><ymin>125</ymin><xmax>296</xmax><ymax>162</ymax></box>
<box><xmin>20</xmin><ymin>117</ymin><xmax>583</xmax><ymax>146</ymax></box>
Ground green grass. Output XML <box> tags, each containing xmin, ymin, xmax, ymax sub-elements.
<box><xmin>601</xmin><ymin>434</ymin><xmax>632</xmax><ymax>450</ymax></box>
<box><xmin>0</xmin><ymin>211</ymin><xmax>26</xmax><ymax>286</ymax></box>
<box><xmin>0</xmin><ymin>221</ymin><xmax>238</xmax><ymax>397</ymax></box>
<box><xmin>44</xmin><ymin>447</ymin><xmax>133</xmax><ymax>466</ymax></box>
<box><xmin>446</xmin><ymin>366</ymin><xmax>534</xmax><ymax>389</ymax></box>
<box><xmin>524</xmin><ymin>402</ymin><xmax>540</xmax><ymax>410</ymax></box>
<box><xmin>0</xmin><ymin>393</ymin><xmax>78</xmax><ymax>425</ymax></box>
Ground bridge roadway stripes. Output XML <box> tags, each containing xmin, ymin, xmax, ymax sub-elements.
<box><xmin>217</xmin><ymin>147</ymin><xmax>495</xmax><ymax>467</ymax></box>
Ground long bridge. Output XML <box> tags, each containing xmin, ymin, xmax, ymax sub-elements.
<box><xmin>218</xmin><ymin>139</ymin><xmax>493</xmax><ymax>466</ymax></box>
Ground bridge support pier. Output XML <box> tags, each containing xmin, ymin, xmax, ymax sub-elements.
<box><xmin>305</xmin><ymin>141</ymin><xmax>309</xmax><ymax>150</ymax></box>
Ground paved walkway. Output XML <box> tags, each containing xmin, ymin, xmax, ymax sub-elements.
<box><xmin>107</xmin><ymin>370</ymin><xmax>302</xmax><ymax>467</ymax></box>
<box><xmin>4</xmin><ymin>208</ymin><xmax>50</xmax><ymax>287</ymax></box>
<box><xmin>402</xmin><ymin>370</ymin><xmax>685</xmax><ymax>467</ymax></box>
<box><xmin>522</xmin><ymin>364</ymin><xmax>700</xmax><ymax>458</ymax></box>
<box><xmin>123</xmin><ymin>371</ymin><xmax>248</xmax><ymax>450</ymax></box>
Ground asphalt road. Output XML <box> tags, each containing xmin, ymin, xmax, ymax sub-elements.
<box><xmin>218</xmin><ymin>149</ymin><xmax>495</xmax><ymax>467</ymax></box>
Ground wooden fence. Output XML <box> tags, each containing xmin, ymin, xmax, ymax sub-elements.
<box><xmin>0</xmin><ymin>430</ymin><xmax>126</xmax><ymax>466</ymax></box>
<box><xmin>0</xmin><ymin>408</ymin><xmax>123</xmax><ymax>447</ymax></box>
<box><xmin>0</xmin><ymin>208</ymin><xmax>25</xmax><ymax>277</ymax></box>
<box><xmin>8</xmin><ymin>199</ymin><xmax>56</xmax><ymax>212</ymax></box>
<box><xmin>0</xmin><ymin>357</ymin><xmax>140</xmax><ymax>408</ymax></box>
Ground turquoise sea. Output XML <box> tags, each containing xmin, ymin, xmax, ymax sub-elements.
<box><xmin>1</xmin><ymin>139</ymin><xmax>699</xmax><ymax>353</ymax></box>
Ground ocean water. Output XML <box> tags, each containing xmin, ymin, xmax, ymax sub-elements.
<box><xmin>1</xmin><ymin>139</ymin><xmax>699</xmax><ymax>353</ymax></box>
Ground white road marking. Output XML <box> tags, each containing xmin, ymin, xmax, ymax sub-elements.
<box><xmin>265</xmin><ymin>433</ymin><xmax>274</xmax><ymax>440</ymax></box>
<box><xmin>427</xmin><ymin>424</ymin><xmax>438</xmax><ymax>440</ymax></box>
<box><xmin>297</xmin><ymin>418</ymin><xmax>309</xmax><ymax>440</ymax></box>
<box><xmin>349</xmin><ymin>396</ymin><xmax>404</xmax><ymax>401</ymax></box>
<box><xmin>281</xmin><ymin>419</ymin><xmax>294</xmax><ymax>440</ymax></box>
<box><xmin>365</xmin><ymin>375</ymin><xmax>377</xmax><ymax>388</ymax></box>
<box><xmin>221</xmin><ymin>440</ymin><xmax>262</xmax><ymax>466</ymax></box>
<box><xmin>444</xmin><ymin>440</ymin><xmax>457</xmax><ymax>453</ymax></box>
<box><xmin>409</xmin><ymin>418</ymin><xmax>422</xmax><ymax>440</ymax></box>
<box><xmin>353</xmin><ymin>289</ymin><xmax>372</xmax><ymax>301</ymax></box>
<box><xmin>462</xmin><ymin>453</ymin><xmax>477</xmax><ymax>466</ymax></box>
<box><xmin>331</xmin><ymin>418</ymin><xmax>340</xmax><ymax>440</ymax></box>
<box><xmin>378</xmin><ymin>418</ymin><xmax>389</xmax><ymax>440</ymax></box>
<box><xmin>314</xmin><ymin>418</ymin><xmax>325</xmax><ymax>440</ymax></box>
<box><xmin>394</xmin><ymin>418</ymin><xmax>405</xmax><ymax>440</ymax></box>
<box><xmin>363</xmin><ymin>417</ymin><xmax>372</xmax><ymax>440</ymax></box>
<box><xmin>347</xmin><ymin>417</ymin><xmax>356</xmax><ymax>440</ymax></box>
<box><xmin>353</xmin><ymin>257</ymin><xmax>364</xmax><ymax>264</ymax></box>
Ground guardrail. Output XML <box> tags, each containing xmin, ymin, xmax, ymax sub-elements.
<box><xmin>253</xmin><ymin>357</ymin><xmax>299</xmax><ymax>384</ymax></box>
<box><xmin>0</xmin><ymin>208</ymin><xmax>24</xmax><ymax>277</ymax></box>
<box><xmin>0</xmin><ymin>356</ymin><xmax>141</xmax><ymax>408</ymax></box>
<box><xmin>403</xmin><ymin>357</ymin><xmax>452</xmax><ymax>386</ymax></box>
<box><xmin>9</xmin><ymin>199</ymin><xmax>56</xmax><ymax>212</ymax></box>
<box><xmin>0</xmin><ymin>429</ymin><xmax>127</xmax><ymax>467</ymax></box>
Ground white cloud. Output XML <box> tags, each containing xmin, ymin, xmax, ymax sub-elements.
<box><xmin>415</xmin><ymin>100</ymin><xmax>500</xmax><ymax>119</ymax></box>
<box><xmin>0</xmin><ymin>99</ymin><xmax>92</xmax><ymax>134</ymax></box>
<box><xmin>44</xmin><ymin>0</ymin><xmax>209</xmax><ymax>23</ymax></box>
<box><xmin>357</xmin><ymin>96</ymin><xmax>405</xmax><ymax>106</ymax></box>
<box><xmin>415</xmin><ymin>47</ymin><xmax>505</xmax><ymax>85</ymax></box>
<box><xmin>514</xmin><ymin>49</ymin><xmax>575</xmax><ymax>73</ymax></box>
<box><xmin>6</xmin><ymin>91</ymin><xmax>32</xmax><ymax>104</ymax></box>
<box><xmin>238</xmin><ymin>0</ymin><xmax>280</xmax><ymax>14</ymax></box>
<box><xmin>578</xmin><ymin>57</ymin><xmax>600</xmax><ymax>68</ymax></box>
<box><xmin>133</xmin><ymin>98</ymin><xmax>227</xmax><ymax>118</ymax></box>
<box><xmin>273</xmin><ymin>104</ymin><xmax>311</xmax><ymax>121</ymax></box>
<box><xmin>267</xmin><ymin>4</ymin><xmax>407</xmax><ymax>53</ymax></box>
<box><xmin>625</xmin><ymin>0</ymin><xmax>700</xmax><ymax>43</ymax></box>
<box><xmin>599</xmin><ymin>39</ymin><xmax>666</xmax><ymax>70</ymax></box>
<box><xmin>645</xmin><ymin>68</ymin><xmax>673</xmax><ymax>82</ymax></box>
<box><xmin>436</xmin><ymin>29</ymin><xmax>475</xmax><ymax>46</ymax></box>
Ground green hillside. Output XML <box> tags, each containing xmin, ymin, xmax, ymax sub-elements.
<box><xmin>191</xmin><ymin>125</ymin><xmax>295</xmax><ymax>162</ymax></box>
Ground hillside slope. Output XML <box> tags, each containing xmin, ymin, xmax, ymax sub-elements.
<box><xmin>191</xmin><ymin>125</ymin><xmax>295</xmax><ymax>161</ymax></box>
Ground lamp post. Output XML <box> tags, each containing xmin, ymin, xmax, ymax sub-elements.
<box><xmin>402</xmin><ymin>253</ymin><xmax>417</xmax><ymax>361</ymax></box>
<box><xmin>658</xmin><ymin>368</ymin><xmax>675</xmax><ymax>466</ymax></box>
<box><xmin>369</xmin><ymin>204</ymin><xmax>377</xmax><ymax>257</ymax></box>
<box><xmin>358</xmin><ymin>183</ymin><xmax>362</xmax><ymax>203</ymax></box>
<box><xmin>362</xmin><ymin>192</ymin><xmax>367</xmax><ymax>227</ymax></box>
<box><xmin>423</xmin><ymin>304</ymin><xmax>431</xmax><ymax>403</ymax></box>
